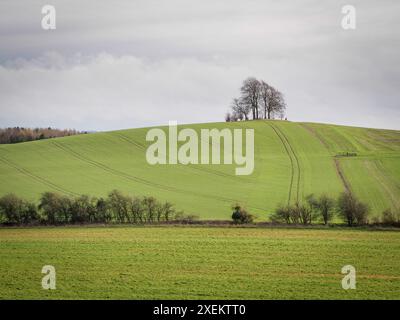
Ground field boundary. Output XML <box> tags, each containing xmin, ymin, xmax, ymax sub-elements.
<box><xmin>1</xmin><ymin>222</ymin><xmax>399</xmax><ymax>231</ymax></box>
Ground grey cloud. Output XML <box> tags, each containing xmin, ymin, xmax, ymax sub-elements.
<box><xmin>0</xmin><ymin>0</ymin><xmax>399</xmax><ymax>130</ymax></box>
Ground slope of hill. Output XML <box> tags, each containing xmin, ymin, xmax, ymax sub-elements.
<box><xmin>0</xmin><ymin>120</ymin><xmax>399</xmax><ymax>220</ymax></box>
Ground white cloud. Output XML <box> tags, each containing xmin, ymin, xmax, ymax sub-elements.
<box><xmin>0</xmin><ymin>53</ymin><xmax>251</xmax><ymax>130</ymax></box>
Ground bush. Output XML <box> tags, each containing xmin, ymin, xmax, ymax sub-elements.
<box><xmin>306</xmin><ymin>193</ymin><xmax>335</xmax><ymax>225</ymax></box>
<box><xmin>294</xmin><ymin>202</ymin><xmax>312</xmax><ymax>225</ymax></box>
<box><xmin>174</xmin><ymin>212</ymin><xmax>199</xmax><ymax>224</ymax></box>
<box><xmin>337</xmin><ymin>192</ymin><xmax>369</xmax><ymax>226</ymax></box>
<box><xmin>38</xmin><ymin>192</ymin><xmax>72</xmax><ymax>224</ymax></box>
<box><xmin>95</xmin><ymin>197</ymin><xmax>111</xmax><ymax>223</ymax></box>
<box><xmin>0</xmin><ymin>194</ymin><xmax>38</xmax><ymax>224</ymax></box>
<box><xmin>231</xmin><ymin>205</ymin><xmax>254</xmax><ymax>224</ymax></box>
<box><xmin>142</xmin><ymin>196</ymin><xmax>158</xmax><ymax>223</ymax></box>
<box><xmin>382</xmin><ymin>208</ymin><xmax>400</xmax><ymax>226</ymax></box>
<box><xmin>130</xmin><ymin>197</ymin><xmax>144</xmax><ymax>224</ymax></box>
<box><xmin>271</xmin><ymin>202</ymin><xmax>312</xmax><ymax>225</ymax></box>
<box><xmin>270</xmin><ymin>205</ymin><xmax>291</xmax><ymax>224</ymax></box>
<box><xmin>0</xmin><ymin>194</ymin><xmax>25</xmax><ymax>224</ymax></box>
<box><xmin>20</xmin><ymin>202</ymin><xmax>39</xmax><ymax>224</ymax></box>
<box><xmin>107</xmin><ymin>190</ymin><xmax>130</xmax><ymax>223</ymax></box>
<box><xmin>70</xmin><ymin>195</ymin><xmax>97</xmax><ymax>224</ymax></box>
<box><xmin>155</xmin><ymin>202</ymin><xmax>175</xmax><ymax>222</ymax></box>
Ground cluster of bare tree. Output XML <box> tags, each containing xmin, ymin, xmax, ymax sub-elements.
<box><xmin>0</xmin><ymin>190</ymin><xmax>198</xmax><ymax>225</ymax></box>
<box><xmin>270</xmin><ymin>192</ymin><xmax>371</xmax><ymax>226</ymax></box>
<box><xmin>226</xmin><ymin>77</ymin><xmax>287</xmax><ymax>122</ymax></box>
<box><xmin>0</xmin><ymin>127</ymin><xmax>85</xmax><ymax>144</ymax></box>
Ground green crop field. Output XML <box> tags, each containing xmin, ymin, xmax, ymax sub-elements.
<box><xmin>0</xmin><ymin>120</ymin><xmax>399</xmax><ymax>220</ymax></box>
<box><xmin>0</xmin><ymin>226</ymin><xmax>399</xmax><ymax>299</ymax></box>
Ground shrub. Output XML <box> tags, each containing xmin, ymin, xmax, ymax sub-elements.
<box><xmin>163</xmin><ymin>202</ymin><xmax>175</xmax><ymax>222</ymax></box>
<box><xmin>107</xmin><ymin>190</ymin><xmax>130</xmax><ymax>223</ymax></box>
<box><xmin>20</xmin><ymin>202</ymin><xmax>39</xmax><ymax>224</ymax></box>
<box><xmin>382</xmin><ymin>208</ymin><xmax>400</xmax><ymax>226</ymax></box>
<box><xmin>130</xmin><ymin>197</ymin><xmax>144</xmax><ymax>224</ymax></box>
<box><xmin>0</xmin><ymin>194</ymin><xmax>38</xmax><ymax>224</ymax></box>
<box><xmin>155</xmin><ymin>202</ymin><xmax>175</xmax><ymax>222</ymax></box>
<box><xmin>142</xmin><ymin>196</ymin><xmax>158</xmax><ymax>223</ymax></box>
<box><xmin>371</xmin><ymin>216</ymin><xmax>381</xmax><ymax>224</ymax></box>
<box><xmin>70</xmin><ymin>195</ymin><xmax>97</xmax><ymax>224</ymax></box>
<box><xmin>294</xmin><ymin>202</ymin><xmax>312</xmax><ymax>225</ymax></box>
<box><xmin>0</xmin><ymin>194</ymin><xmax>25</xmax><ymax>224</ymax></box>
<box><xmin>270</xmin><ymin>205</ymin><xmax>291</xmax><ymax>224</ymax></box>
<box><xmin>354</xmin><ymin>201</ymin><xmax>369</xmax><ymax>225</ymax></box>
<box><xmin>231</xmin><ymin>204</ymin><xmax>254</xmax><ymax>224</ymax></box>
<box><xmin>38</xmin><ymin>192</ymin><xmax>72</xmax><ymax>224</ymax></box>
<box><xmin>271</xmin><ymin>203</ymin><xmax>312</xmax><ymax>225</ymax></box>
<box><xmin>174</xmin><ymin>211</ymin><xmax>199</xmax><ymax>224</ymax></box>
<box><xmin>337</xmin><ymin>192</ymin><xmax>369</xmax><ymax>226</ymax></box>
<box><xmin>307</xmin><ymin>193</ymin><xmax>335</xmax><ymax>225</ymax></box>
<box><xmin>95</xmin><ymin>197</ymin><xmax>111</xmax><ymax>223</ymax></box>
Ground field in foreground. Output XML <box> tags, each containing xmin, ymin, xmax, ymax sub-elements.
<box><xmin>0</xmin><ymin>226</ymin><xmax>399</xmax><ymax>299</ymax></box>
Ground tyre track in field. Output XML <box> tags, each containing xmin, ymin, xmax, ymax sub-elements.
<box><xmin>266</xmin><ymin>122</ymin><xmax>301</xmax><ymax>204</ymax></box>
<box><xmin>275</xmin><ymin>124</ymin><xmax>301</xmax><ymax>202</ymax></box>
<box><xmin>112</xmin><ymin>132</ymin><xmax>146</xmax><ymax>150</ymax></box>
<box><xmin>51</xmin><ymin>141</ymin><xmax>262</xmax><ymax>209</ymax></box>
<box><xmin>112</xmin><ymin>132</ymin><xmax>248</xmax><ymax>182</ymax></box>
<box><xmin>0</xmin><ymin>153</ymin><xmax>78</xmax><ymax>196</ymax></box>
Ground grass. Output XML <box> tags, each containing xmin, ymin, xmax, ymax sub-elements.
<box><xmin>0</xmin><ymin>120</ymin><xmax>399</xmax><ymax>219</ymax></box>
<box><xmin>0</xmin><ymin>226</ymin><xmax>399</xmax><ymax>300</ymax></box>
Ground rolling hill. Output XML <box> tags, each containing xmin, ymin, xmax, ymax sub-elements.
<box><xmin>0</xmin><ymin>120</ymin><xmax>399</xmax><ymax>220</ymax></box>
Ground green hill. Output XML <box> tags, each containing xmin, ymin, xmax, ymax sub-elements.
<box><xmin>0</xmin><ymin>120</ymin><xmax>399</xmax><ymax>220</ymax></box>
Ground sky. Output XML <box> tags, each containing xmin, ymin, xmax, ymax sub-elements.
<box><xmin>0</xmin><ymin>0</ymin><xmax>399</xmax><ymax>131</ymax></box>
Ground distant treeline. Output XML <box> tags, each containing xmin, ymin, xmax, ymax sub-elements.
<box><xmin>0</xmin><ymin>127</ymin><xmax>86</xmax><ymax>144</ymax></box>
<box><xmin>0</xmin><ymin>190</ymin><xmax>198</xmax><ymax>225</ymax></box>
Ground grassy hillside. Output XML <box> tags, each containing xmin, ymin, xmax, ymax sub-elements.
<box><xmin>0</xmin><ymin>120</ymin><xmax>399</xmax><ymax>220</ymax></box>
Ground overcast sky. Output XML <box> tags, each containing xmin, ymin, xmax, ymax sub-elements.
<box><xmin>0</xmin><ymin>0</ymin><xmax>399</xmax><ymax>131</ymax></box>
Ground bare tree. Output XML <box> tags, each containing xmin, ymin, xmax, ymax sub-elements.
<box><xmin>240</xmin><ymin>77</ymin><xmax>260</xmax><ymax>120</ymax></box>
<box><xmin>259</xmin><ymin>82</ymin><xmax>286</xmax><ymax>120</ymax></box>
<box><xmin>227</xmin><ymin>77</ymin><xmax>287</xmax><ymax>121</ymax></box>
<box><xmin>267</xmin><ymin>86</ymin><xmax>286</xmax><ymax>120</ymax></box>
<box><xmin>259</xmin><ymin>81</ymin><xmax>271</xmax><ymax>119</ymax></box>
<box><xmin>231</xmin><ymin>98</ymin><xmax>250</xmax><ymax>121</ymax></box>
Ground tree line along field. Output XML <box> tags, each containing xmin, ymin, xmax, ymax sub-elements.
<box><xmin>0</xmin><ymin>120</ymin><xmax>399</xmax><ymax>220</ymax></box>
<box><xmin>0</xmin><ymin>226</ymin><xmax>399</xmax><ymax>299</ymax></box>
